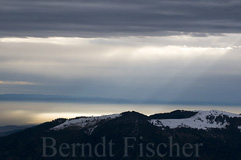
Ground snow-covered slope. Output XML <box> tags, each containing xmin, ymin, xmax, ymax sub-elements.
<box><xmin>150</xmin><ymin>110</ymin><xmax>241</xmax><ymax>130</ymax></box>
<box><xmin>51</xmin><ymin>110</ymin><xmax>241</xmax><ymax>132</ymax></box>
<box><xmin>51</xmin><ymin>114</ymin><xmax>121</xmax><ymax>134</ymax></box>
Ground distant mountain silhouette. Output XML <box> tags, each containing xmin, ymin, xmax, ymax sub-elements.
<box><xmin>1</xmin><ymin>110</ymin><xmax>241</xmax><ymax>159</ymax></box>
<box><xmin>0</xmin><ymin>125</ymin><xmax>36</xmax><ymax>137</ymax></box>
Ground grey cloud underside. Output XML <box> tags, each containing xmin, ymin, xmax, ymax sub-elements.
<box><xmin>1</xmin><ymin>0</ymin><xmax>241</xmax><ymax>37</ymax></box>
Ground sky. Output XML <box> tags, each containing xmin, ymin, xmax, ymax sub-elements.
<box><xmin>0</xmin><ymin>0</ymin><xmax>241</xmax><ymax>125</ymax></box>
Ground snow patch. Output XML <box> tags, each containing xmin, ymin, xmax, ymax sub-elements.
<box><xmin>150</xmin><ymin>110</ymin><xmax>241</xmax><ymax>130</ymax></box>
<box><xmin>238</xmin><ymin>126</ymin><xmax>241</xmax><ymax>131</ymax></box>
<box><xmin>51</xmin><ymin>114</ymin><xmax>121</xmax><ymax>132</ymax></box>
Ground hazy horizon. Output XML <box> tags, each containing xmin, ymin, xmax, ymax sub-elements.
<box><xmin>0</xmin><ymin>101</ymin><xmax>241</xmax><ymax>126</ymax></box>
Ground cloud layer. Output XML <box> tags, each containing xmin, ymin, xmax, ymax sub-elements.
<box><xmin>0</xmin><ymin>81</ymin><xmax>37</xmax><ymax>85</ymax></box>
<box><xmin>1</xmin><ymin>0</ymin><xmax>241</xmax><ymax>37</ymax></box>
<box><xmin>1</xmin><ymin>35</ymin><xmax>241</xmax><ymax>105</ymax></box>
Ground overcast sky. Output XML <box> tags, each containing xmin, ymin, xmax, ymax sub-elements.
<box><xmin>0</xmin><ymin>0</ymin><xmax>241</xmax><ymax>124</ymax></box>
<box><xmin>1</xmin><ymin>0</ymin><xmax>241</xmax><ymax>37</ymax></box>
<box><xmin>1</xmin><ymin>35</ymin><xmax>241</xmax><ymax>105</ymax></box>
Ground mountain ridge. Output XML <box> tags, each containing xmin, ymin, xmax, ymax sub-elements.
<box><xmin>50</xmin><ymin>110</ymin><xmax>241</xmax><ymax>132</ymax></box>
<box><xmin>1</xmin><ymin>110</ymin><xmax>241</xmax><ymax>159</ymax></box>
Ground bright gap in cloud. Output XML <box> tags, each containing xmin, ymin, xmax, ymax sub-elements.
<box><xmin>0</xmin><ymin>81</ymin><xmax>37</xmax><ymax>85</ymax></box>
<box><xmin>0</xmin><ymin>34</ymin><xmax>241</xmax><ymax>104</ymax></box>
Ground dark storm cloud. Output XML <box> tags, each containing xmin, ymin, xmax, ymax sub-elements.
<box><xmin>1</xmin><ymin>0</ymin><xmax>241</xmax><ymax>37</ymax></box>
